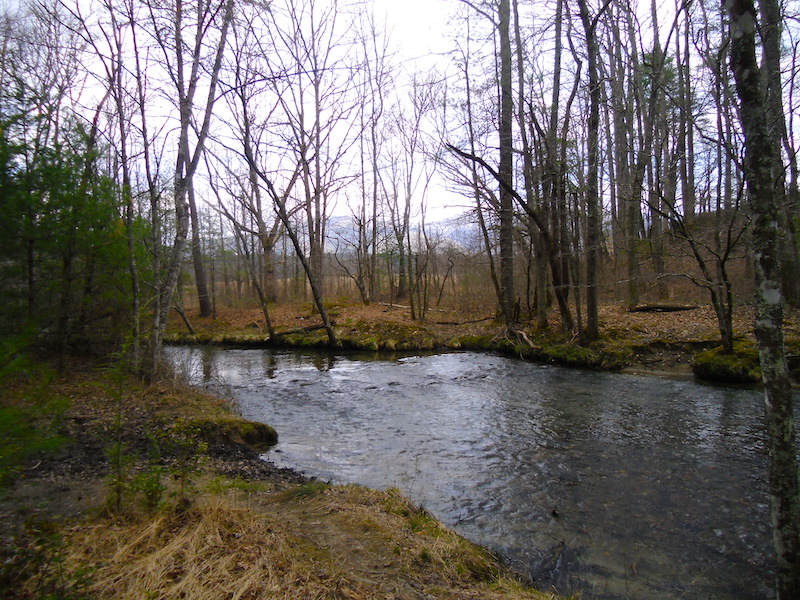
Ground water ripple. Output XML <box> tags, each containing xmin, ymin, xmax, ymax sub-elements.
<box><xmin>168</xmin><ymin>347</ymin><xmax>775</xmax><ymax>600</ymax></box>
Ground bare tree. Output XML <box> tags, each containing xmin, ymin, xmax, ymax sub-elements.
<box><xmin>576</xmin><ymin>0</ymin><xmax>610</xmax><ymax>341</ymax></box>
<box><xmin>146</xmin><ymin>0</ymin><xmax>235</xmax><ymax>332</ymax></box>
<box><xmin>354</xmin><ymin>10</ymin><xmax>393</xmax><ymax>303</ymax></box>
<box><xmin>262</xmin><ymin>0</ymin><xmax>361</xmax><ymax>305</ymax></box>
<box><xmin>387</xmin><ymin>72</ymin><xmax>441</xmax><ymax>319</ymax></box>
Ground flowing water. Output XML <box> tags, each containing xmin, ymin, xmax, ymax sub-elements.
<box><xmin>168</xmin><ymin>347</ymin><xmax>775</xmax><ymax>599</ymax></box>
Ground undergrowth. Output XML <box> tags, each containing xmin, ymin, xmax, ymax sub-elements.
<box><xmin>0</xmin><ymin>336</ymin><xmax>68</xmax><ymax>489</ymax></box>
<box><xmin>2</xmin><ymin>348</ymin><xmax>564</xmax><ymax>600</ymax></box>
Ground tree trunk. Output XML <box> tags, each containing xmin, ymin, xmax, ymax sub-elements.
<box><xmin>149</xmin><ymin>0</ymin><xmax>235</xmax><ymax>374</ymax></box>
<box><xmin>676</xmin><ymin>11</ymin><xmax>695</xmax><ymax>223</ymax></box>
<box><xmin>188</xmin><ymin>179</ymin><xmax>212</xmax><ymax>316</ymax></box>
<box><xmin>261</xmin><ymin>235</ymin><xmax>278</xmax><ymax>303</ymax></box>
<box><xmin>498</xmin><ymin>0</ymin><xmax>515</xmax><ymax>324</ymax></box>
<box><xmin>513</xmin><ymin>0</ymin><xmax>547</xmax><ymax>328</ymax></box>
<box><xmin>728</xmin><ymin>0</ymin><xmax>800</xmax><ymax>596</ymax></box>
<box><xmin>577</xmin><ymin>0</ymin><xmax>601</xmax><ymax>341</ymax></box>
<box><xmin>759</xmin><ymin>0</ymin><xmax>800</xmax><ymax>307</ymax></box>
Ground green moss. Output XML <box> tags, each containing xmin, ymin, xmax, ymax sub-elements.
<box><xmin>598</xmin><ymin>347</ymin><xmax>634</xmax><ymax>370</ymax></box>
<box><xmin>191</xmin><ymin>417</ymin><xmax>278</xmax><ymax>450</ymax></box>
<box><xmin>542</xmin><ymin>342</ymin><xmax>602</xmax><ymax>368</ymax></box>
<box><xmin>301</xmin><ymin>335</ymin><xmax>327</xmax><ymax>348</ymax></box>
<box><xmin>228</xmin><ymin>334</ymin><xmax>269</xmax><ymax>346</ymax></box>
<box><xmin>457</xmin><ymin>335</ymin><xmax>495</xmax><ymax>350</ymax></box>
<box><xmin>494</xmin><ymin>338</ymin><xmax>516</xmax><ymax>354</ymax></box>
<box><xmin>420</xmin><ymin>337</ymin><xmax>437</xmax><ymax>350</ymax></box>
<box><xmin>692</xmin><ymin>342</ymin><xmax>761</xmax><ymax>383</ymax></box>
<box><xmin>282</xmin><ymin>334</ymin><xmax>302</xmax><ymax>347</ymax></box>
<box><xmin>495</xmin><ymin>331</ymin><xmax>632</xmax><ymax>371</ymax></box>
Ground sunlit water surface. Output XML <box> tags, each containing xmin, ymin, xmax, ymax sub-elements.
<box><xmin>168</xmin><ymin>347</ymin><xmax>775</xmax><ymax>599</ymax></box>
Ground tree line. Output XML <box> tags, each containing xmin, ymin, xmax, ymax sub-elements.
<box><xmin>1</xmin><ymin>0</ymin><xmax>799</xmax><ymax>593</ymax></box>
<box><xmin>0</xmin><ymin>0</ymin><xmax>787</xmax><ymax>356</ymax></box>
<box><xmin>2</xmin><ymin>0</ymin><xmax>794</xmax><ymax>358</ymax></box>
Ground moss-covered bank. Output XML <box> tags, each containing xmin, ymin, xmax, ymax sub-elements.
<box><xmin>164</xmin><ymin>301</ymin><xmax>800</xmax><ymax>384</ymax></box>
<box><xmin>166</xmin><ymin>326</ymin><xmax>644</xmax><ymax>373</ymax></box>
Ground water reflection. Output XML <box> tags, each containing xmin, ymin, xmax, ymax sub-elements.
<box><xmin>168</xmin><ymin>347</ymin><xmax>774</xmax><ymax>600</ymax></box>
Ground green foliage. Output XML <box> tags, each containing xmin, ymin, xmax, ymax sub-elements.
<box><xmin>163</xmin><ymin>419</ymin><xmax>209</xmax><ymax>510</ymax></box>
<box><xmin>102</xmin><ymin>355</ymin><xmax>134</xmax><ymax>514</ymax></box>
<box><xmin>103</xmin><ymin>435</ymin><xmax>134</xmax><ymax>515</ymax></box>
<box><xmin>0</xmin><ymin>330</ymin><xmax>33</xmax><ymax>381</ymax></box>
<box><xmin>0</xmin><ymin>87</ymin><xmax>138</xmax><ymax>351</ymax></box>
<box><xmin>0</xmin><ymin>404</ymin><xmax>68</xmax><ymax>488</ymax></box>
<box><xmin>132</xmin><ymin>438</ymin><xmax>166</xmax><ymax>513</ymax></box>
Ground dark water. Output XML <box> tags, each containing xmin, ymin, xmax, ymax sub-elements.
<box><xmin>168</xmin><ymin>347</ymin><xmax>775</xmax><ymax>599</ymax></box>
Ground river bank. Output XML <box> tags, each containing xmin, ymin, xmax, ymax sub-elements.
<box><xmin>165</xmin><ymin>301</ymin><xmax>800</xmax><ymax>383</ymax></box>
<box><xmin>1</xmin><ymin>363</ymin><xmax>559</xmax><ymax>600</ymax></box>
<box><xmin>3</xmin><ymin>301</ymin><xmax>787</xmax><ymax>597</ymax></box>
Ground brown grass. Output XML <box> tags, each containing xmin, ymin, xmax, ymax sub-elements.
<box><xmin>170</xmin><ymin>298</ymin><xmax>781</xmax><ymax>347</ymax></box>
<box><xmin>64</xmin><ymin>485</ymin><xmax>559</xmax><ymax>600</ymax></box>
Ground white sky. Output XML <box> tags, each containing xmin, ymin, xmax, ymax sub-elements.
<box><xmin>373</xmin><ymin>0</ymin><xmax>455</xmax><ymax>63</ymax></box>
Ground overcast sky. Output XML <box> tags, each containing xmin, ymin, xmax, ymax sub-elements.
<box><xmin>373</xmin><ymin>0</ymin><xmax>455</xmax><ymax>64</ymax></box>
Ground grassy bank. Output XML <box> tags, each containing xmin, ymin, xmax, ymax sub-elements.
<box><xmin>1</xmin><ymin>362</ymin><xmax>561</xmax><ymax>600</ymax></box>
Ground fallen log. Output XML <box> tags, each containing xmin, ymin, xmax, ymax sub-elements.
<box><xmin>432</xmin><ymin>317</ymin><xmax>494</xmax><ymax>326</ymax></box>
<box><xmin>628</xmin><ymin>304</ymin><xmax>698</xmax><ymax>313</ymax></box>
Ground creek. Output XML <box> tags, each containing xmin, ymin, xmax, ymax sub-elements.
<box><xmin>168</xmin><ymin>347</ymin><xmax>775</xmax><ymax>599</ymax></box>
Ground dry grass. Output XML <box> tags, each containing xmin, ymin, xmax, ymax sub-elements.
<box><xmin>68</xmin><ymin>501</ymin><xmax>307</xmax><ymax>600</ymax></box>
<box><xmin>63</xmin><ymin>484</ymin><xmax>560</xmax><ymax>600</ymax></box>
